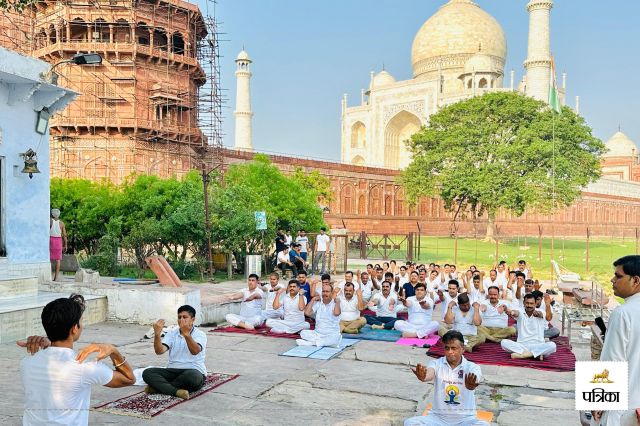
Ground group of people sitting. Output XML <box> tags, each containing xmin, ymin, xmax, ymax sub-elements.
<box><xmin>224</xmin><ymin>259</ymin><xmax>559</xmax><ymax>360</ymax></box>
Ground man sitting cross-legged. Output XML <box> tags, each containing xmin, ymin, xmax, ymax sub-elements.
<box><xmin>266</xmin><ymin>280</ymin><xmax>310</xmax><ymax>334</ymax></box>
<box><xmin>437</xmin><ymin>279</ymin><xmax>461</xmax><ymax>323</ymax></box>
<box><xmin>364</xmin><ymin>280</ymin><xmax>399</xmax><ymax>330</ymax></box>
<box><xmin>18</xmin><ymin>294</ymin><xmax>135</xmax><ymax>425</ymax></box>
<box><xmin>477</xmin><ymin>286</ymin><xmax>516</xmax><ymax>343</ymax></box>
<box><xmin>405</xmin><ymin>330</ymin><xmax>488</xmax><ymax>426</ymax></box>
<box><xmin>224</xmin><ymin>273</ymin><xmax>264</xmax><ymax>330</ymax></box>
<box><xmin>296</xmin><ymin>282</ymin><xmax>342</xmax><ymax>347</ymax></box>
<box><xmin>144</xmin><ymin>305</ymin><xmax>207</xmax><ymax>399</ymax></box>
<box><xmin>261</xmin><ymin>272</ymin><xmax>286</xmax><ymax>322</ymax></box>
<box><xmin>531</xmin><ymin>290</ymin><xmax>560</xmax><ymax>339</ymax></box>
<box><xmin>440</xmin><ymin>293</ymin><xmax>485</xmax><ymax>353</ymax></box>
<box><xmin>395</xmin><ymin>283</ymin><xmax>440</xmax><ymax>338</ymax></box>
<box><xmin>501</xmin><ymin>293</ymin><xmax>556</xmax><ymax>360</ymax></box>
<box><xmin>338</xmin><ymin>282</ymin><xmax>367</xmax><ymax>334</ymax></box>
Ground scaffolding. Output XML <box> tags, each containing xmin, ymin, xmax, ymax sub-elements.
<box><xmin>0</xmin><ymin>0</ymin><xmax>225</xmax><ymax>184</ymax></box>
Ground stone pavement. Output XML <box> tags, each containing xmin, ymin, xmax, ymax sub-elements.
<box><xmin>0</xmin><ymin>320</ymin><xmax>587</xmax><ymax>426</ymax></box>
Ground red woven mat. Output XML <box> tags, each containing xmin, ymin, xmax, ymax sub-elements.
<box><xmin>427</xmin><ymin>336</ymin><xmax>575</xmax><ymax>372</ymax></box>
<box><xmin>210</xmin><ymin>321</ymin><xmax>315</xmax><ymax>339</ymax></box>
<box><xmin>93</xmin><ymin>373</ymin><xmax>238</xmax><ymax>419</ymax></box>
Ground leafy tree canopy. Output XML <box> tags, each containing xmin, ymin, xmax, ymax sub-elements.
<box><xmin>402</xmin><ymin>92</ymin><xmax>605</xmax><ymax>236</ymax></box>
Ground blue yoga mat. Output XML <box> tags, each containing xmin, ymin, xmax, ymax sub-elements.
<box><xmin>343</xmin><ymin>325</ymin><xmax>402</xmax><ymax>342</ymax></box>
<box><xmin>280</xmin><ymin>338</ymin><xmax>360</xmax><ymax>360</ymax></box>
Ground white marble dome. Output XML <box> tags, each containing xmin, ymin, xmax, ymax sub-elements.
<box><xmin>604</xmin><ymin>131</ymin><xmax>638</xmax><ymax>157</ymax></box>
<box><xmin>464</xmin><ymin>52</ymin><xmax>496</xmax><ymax>74</ymax></box>
<box><xmin>371</xmin><ymin>70</ymin><xmax>396</xmax><ymax>89</ymax></box>
<box><xmin>236</xmin><ymin>50</ymin><xmax>251</xmax><ymax>62</ymax></box>
<box><xmin>411</xmin><ymin>0</ymin><xmax>507</xmax><ymax>78</ymax></box>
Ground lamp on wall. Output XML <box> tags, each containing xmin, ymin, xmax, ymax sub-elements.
<box><xmin>45</xmin><ymin>53</ymin><xmax>103</xmax><ymax>85</ymax></box>
<box><xmin>20</xmin><ymin>149</ymin><xmax>41</xmax><ymax>179</ymax></box>
<box><xmin>35</xmin><ymin>107</ymin><xmax>49</xmax><ymax>135</ymax></box>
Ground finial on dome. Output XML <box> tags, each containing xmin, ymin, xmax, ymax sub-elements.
<box><xmin>478</xmin><ymin>42</ymin><xmax>482</xmax><ymax>52</ymax></box>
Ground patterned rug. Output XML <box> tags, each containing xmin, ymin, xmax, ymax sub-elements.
<box><xmin>427</xmin><ymin>336</ymin><xmax>576</xmax><ymax>372</ymax></box>
<box><xmin>93</xmin><ymin>373</ymin><xmax>239</xmax><ymax>419</ymax></box>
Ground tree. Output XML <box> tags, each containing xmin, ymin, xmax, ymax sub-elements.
<box><xmin>210</xmin><ymin>154</ymin><xmax>326</xmax><ymax>273</ymax></box>
<box><xmin>0</xmin><ymin>0</ymin><xmax>34</xmax><ymax>11</ymax></box>
<box><xmin>402</xmin><ymin>92</ymin><xmax>605</xmax><ymax>239</ymax></box>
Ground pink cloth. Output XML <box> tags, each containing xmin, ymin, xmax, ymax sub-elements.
<box><xmin>395</xmin><ymin>335</ymin><xmax>440</xmax><ymax>347</ymax></box>
<box><xmin>50</xmin><ymin>236</ymin><xmax>63</xmax><ymax>261</ymax></box>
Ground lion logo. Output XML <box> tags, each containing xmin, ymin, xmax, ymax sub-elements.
<box><xmin>590</xmin><ymin>369</ymin><xmax>614</xmax><ymax>383</ymax></box>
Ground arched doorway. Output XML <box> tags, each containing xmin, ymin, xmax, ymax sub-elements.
<box><xmin>351</xmin><ymin>155</ymin><xmax>365</xmax><ymax>166</ymax></box>
<box><xmin>384</xmin><ymin>111</ymin><xmax>421</xmax><ymax>169</ymax></box>
<box><xmin>351</xmin><ymin>121</ymin><xmax>366</xmax><ymax>148</ymax></box>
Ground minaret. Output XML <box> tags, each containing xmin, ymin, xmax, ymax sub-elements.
<box><xmin>234</xmin><ymin>50</ymin><xmax>253</xmax><ymax>151</ymax></box>
<box><xmin>524</xmin><ymin>0</ymin><xmax>553</xmax><ymax>102</ymax></box>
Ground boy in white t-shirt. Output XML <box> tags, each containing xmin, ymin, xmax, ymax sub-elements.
<box><xmin>312</xmin><ymin>227</ymin><xmax>331</xmax><ymax>275</ymax></box>
<box><xmin>296</xmin><ymin>229</ymin><xmax>310</xmax><ymax>261</ymax></box>
<box><xmin>261</xmin><ymin>272</ymin><xmax>286</xmax><ymax>321</ymax></box>
<box><xmin>405</xmin><ymin>330</ymin><xmax>488</xmax><ymax>426</ymax></box>
<box><xmin>225</xmin><ymin>273</ymin><xmax>265</xmax><ymax>330</ymax></box>
<box><xmin>19</xmin><ymin>294</ymin><xmax>135</xmax><ymax>426</ymax></box>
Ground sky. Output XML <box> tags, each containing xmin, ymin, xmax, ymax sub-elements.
<box><xmin>195</xmin><ymin>0</ymin><xmax>640</xmax><ymax>162</ymax></box>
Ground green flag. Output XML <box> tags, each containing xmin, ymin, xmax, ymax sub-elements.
<box><xmin>549</xmin><ymin>56</ymin><xmax>561</xmax><ymax>114</ymax></box>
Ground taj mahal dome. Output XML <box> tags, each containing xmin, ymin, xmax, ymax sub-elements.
<box><xmin>340</xmin><ymin>0</ymin><xmax>565</xmax><ymax>169</ymax></box>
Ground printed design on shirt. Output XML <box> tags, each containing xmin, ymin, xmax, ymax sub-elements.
<box><xmin>444</xmin><ymin>384</ymin><xmax>461</xmax><ymax>405</ymax></box>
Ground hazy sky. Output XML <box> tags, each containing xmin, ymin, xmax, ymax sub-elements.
<box><xmin>197</xmin><ymin>0</ymin><xmax>640</xmax><ymax>162</ymax></box>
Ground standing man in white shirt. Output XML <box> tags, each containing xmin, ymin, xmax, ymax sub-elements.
<box><xmin>501</xmin><ymin>293</ymin><xmax>556</xmax><ymax>360</ymax></box>
<box><xmin>591</xmin><ymin>255</ymin><xmax>640</xmax><ymax>426</ymax></box>
<box><xmin>296</xmin><ymin>229</ymin><xmax>309</xmax><ymax>262</ymax></box>
<box><xmin>394</xmin><ymin>283</ymin><xmax>439</xmax><ymax>338</ymax></box>
<box><xmin>224</xmin><ymin>273</ymin><xmax>265</xmax><ymax>330</ymax></box>
<box><xmin>297</xmin><ymin>282</ymin><xmax>342</xmax><ymax>347</ymax></box>
<box><xmin>144</xmin><ymin>304</ymin><xmax>208</xmax><ymax>399</ymax></box>
<box><xmin>339</xmin><ymin>283</ymin><xmax>366</xmax><ymax>334</ymax></box>
<box><xmin>312</xmin><ymin>227</ymin><xmax>331</xmax><ymax>275</ymax></box>
<box><xmin>405</xmin><ymin>330</ymin><xmax>487</xmax><ymax>426</ymax></box>
<box><xmin>19</xmin><ymin>294</ymin><xmax>135</xmax><ymax>426</ymax></box>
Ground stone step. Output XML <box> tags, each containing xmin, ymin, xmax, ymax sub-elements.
<box><xmin>0</xmin><ymin>291</ymin><xmax>107</xmax><ymax>344</ymax></box>
<box><xmin>0</xmin><ymin>276</ymin><xmax>38</xmax><ymax>300</ymax></box>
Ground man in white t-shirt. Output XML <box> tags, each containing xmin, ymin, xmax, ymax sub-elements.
<box><xmin>297</xmin><ymin>282</ymin><xmax>342</xmax><ymax>347</ymax></box>
<box><xmin>339</xmin><ymin>283</ymin><xmax>366</xmax><ymax>334</ymax></box>
<box><xmin>501</xmin><ymin>293</ymin><xmax>556</xmax><ymax>360</ymax></box>
<box><xmin>364</xmin><ymin>281</ymin><xmax>399</xmax><ymax>330</ymax></box>
<box><xmin>441</xmin><ymin>293</ymin><xmax>485</xmax><ymax>353</ymax></box>
<box><xmin>19</xmin><ymin>294</ymin><xmax>135</xmax><ymax>425</ymax></box>
<box><xmin>335</xmin><ymin>270</ymin><xmax>360</xmax><ymax>296</ymax></box>
<box><xmin>405</xmin><ymin>330</ymin><xmax>488</xmax><ymax>426</ymax></box>
<box><xmin>296</xmin><ymin>229</ymin><xmax>309</xmax><ymax>261</ymax></box>
<box><xmin>477</xmin><ymin>286</ymin><xmax>516</xmax><ymax>343</ymax></box>
<box><xmin>356</xmin><ymin>270</ymin><xmax>375</xmax><ymax>302</ymax></box>
<box><xmin>465</xmin><ymin>274</ymin><xmax>486</xmax><ymax>304</ymax></box>
<box><xmin>437</xmin><ymin>279</ymin><xmax>461</xmax><ymax>322</ymax></box>
<box><xmin>266</xmin><ymin>280</ymin><xmax>310</xmax><ymax>334</ymax></box>
<box><xmin>144</xmin><ymin>304</ymin><xmax>208</xmax><ymax>399</ymax></box>
<box><xmin>482</xmin><ymin>270</ymin><xmax>506</xmax><ymax>297</ymax></box>
<box><xmin>395</xmin><ymin>283</ymin><xmax>439</xmax><ymax>338</ymax></box>
<box><xmin>312</xmin><ymin>227</ymin><xmax>331</xmax><ymax>275</ymax></box>
<box><xmin>225</xmin><ymin>273</ymin><xmax>265</xmax><ymax>330</ymax></box>
<box><xmin>261</xmin><ymin>272</ymin><xmax>286</xmax><ymax>321</ymax></box>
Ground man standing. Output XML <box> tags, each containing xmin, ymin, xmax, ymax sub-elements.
<box><xmin>144</xmin><ymin>305</ymin><xmax>207</xmax><ymax>399</ymax></box>
<box><xmin>395</xmin><ymin>283</ymin><xmax>439</xmax><ymax>338</ymax></box>
<box><xmin>297</xmin><ymin>282</ymin><xmax>342</xmax><ymax>347</ymax></box>
<box><xmin>19</xmin><ymin>294</ymin><xmax>135</xmax><ymax>425</ymax></box>
<box><xmin>364</xmin><ymin>281</ymin><xmax>398</xmax><ymax>330</ymax></box>
<box><xmin>501</xmin><ymin>294</ymin><xmax>556</xmax><ymax>360</ymax></box>
<box><xmin>296</xmin><ymin>229</ymin><xmax>309</xmax><ymax>261</ymax></box>
<box><xmin>477</xmin><ymin>286</ymin><xmax>516</xmax><ymax>343</ymax></box>
<box><xmin>441</xmin><ymin>293</ymin><xmax>485</xmax><ymax>353</ymax></box>
<box><xmin>405</xmin><ymin>330</ymin><xmax>487</xmax><ymax>426</ymax></box>
<box><xmin>591</xmin><ymin>256</ymin><xmax>640</xmax><ymax>426</ymax></box>
<box><xmin>313</xmin><ymin>227</ymin><xmax>331</xmax><ymax>275</ymax></box>
<box><xmin>339</xmin><ymin>283</ymin><xmax>366</xmax><ymax>334</ymax></box>
<box><xmin>224</xmin><ymin>273</ymin><xmax>264</xmax><ymax>330</ymax></box>
<box><xmin>266</xmin><ymin>280</ymin><xmax>310</xmax><ymax>334</ymax></box>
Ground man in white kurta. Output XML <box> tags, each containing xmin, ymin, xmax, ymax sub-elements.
<box><xmin>477</xmin><ymin>286</ymin><xmax>516</xmax><ymax>343</ymax></box>
<box><xmin>501</xmin><ymin>293</ymin><xmax>556</xmax><ymax>359</ymax></box>
<box><xmin>297</xmin><ymin>283</ymin><xmax>342</xmax><ymax>347</ymax></box>
<box><xmin>405</xmin><ymin>330</ymin><xmax>488</xmax><ymax>426</ymax></box>
<box><xmin>261</xmin><ymin>273</ymin><xmax>285</xmax><ymax>321</ymax></box>
<box><xmin>591</xmin><ymin>256</ymin><xmax>640</xmax><ymax>426</ymax></box>
<box><xmin>225</xmin><ymin>274</ymin><xmax>265</xmax><ymax>329</ymax></box>
<box><xmin>437</xmin><ymin>280</ymin><xmax>461</xmax><ymax>323</ymax></box>
<box><xmin>364</xmin><ymin>281</ymin><xmax>398</xmax><ymax>330</ymax></box>
<box><xmin>441</xmin><ymin>293</ymin><xmax>485</xmax><ymax>352</ymax></box>
<box><xmin>266</xmin><ymin>280</ymin><xmax>310</xmax><ymax>334</ymax></box>
<box><xmin>339</xmin><ymin>283</ymin><xmax>366</xmax><ymax>334</ymax></box>
<box><xmin>395</xmin><ymin>283</ymin><xmax>439</xmax><ymax>338</ymax></box>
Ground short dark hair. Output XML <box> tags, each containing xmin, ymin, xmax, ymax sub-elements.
<box><xmin>270</xmin><ymin>272</ymin><xmax>280</xmax><ymax>279</ymax></box>
<box><xmin>178</xmin><ymin>305</ymin><xmax>196</xmax><ymax>318</ymax></box>
<box><xmin>515</xmin><ymin>271</ymin><xmax>526</xmax><ymax>279</ymax></box>
<box><xmin>298</xmin><ymin>270</ymin><xmax>307</xmax><ymax>276</ymax></box>
<box><xmin>288</xmin><ymin>279</ymin><xmax>299</xmax><ymax>286</ymax></box>
<box><xmin>457</xmin><ymin>293</ymin><xmax>470</xmax><ymax>305</ymax></box>
<box><xmin>519</xmin><ymin>260</ymin><xmax>527</xmax><ymax>265</ymax></box>
<box><xmin>472</xmin><ymin>274</ymin><xmax>481</xmax><ymax>281</ymax></box>
<box><xmin>42</xmin><ymin>294</ymin><xmax>85</xmax><ymax>342</ymax></box>
<box><xmin>414</xmin><ymin>283</ymin><xmax>426</xmax><ymax>291</ymax></box>
<box><xmin>248</xmin><ymin>273</ymin><xmax>259</xmax><ymax>280</ymax></box>
<box><xmin>444</xmin><ymin>263</ymin><xmax>450</xmax><ymax>268</ymax></box>
<box><xmin>344</xmin><ymin>282</ymin><xmax>354</xmax><ymax>289</ymax></box>
<box><xmin>442</xmin><ymin>330</ymin><xmax>465</xmax><ymax>346</ymax></box>
<box><xmin>400</xmin><ymin>266</ymin><xmax>407</xmax><ymax>271</ymax></box>
<box><xmin>410</xmin><ymin>271</ymin><xmax>419</xmax><ymax>277</ymax></box>
<box><xmin>366</xmin><ymin>264</ymin><xmax>373</xmax><ymax>268</ymax></box>
<box><xmin>381</xmin><ymin>280</ymin><xmax>391</xmax><ymax>288</ymax></box>
<box><xmin>345</xmin><ymin>270</ymin><xmax>354</xmax><ymax>277</ymax></box>
<box><xmin>488</xmin><ymin>285</ymin><xmax>500</xmax><ymax>294</ymax></box>
<box><xmin>531</xmin><ymin>290</ymin><xmax>544</xmax><ymax>300</ymax></box>
<box><xmin>523</xmin><ymin>293</ymin><xmax>536</xmax><ymax>302</ymax></box>
<box><xmin>525</xmin><ymin>278</ymin><xmax>534</xmax><ymax>285</ymax></box>
<box><xmin>613</xmin><ymin>255</ymin><xmax>640</xmax><ymax>278</ymax></box>
<box><xmin>384</xmin><ymin>272</ymin><xmax>394</xmax><ymax>279</ymax></box>
<box><xmin>321</xmin><ymin>273</ymin><xmax>331</xmax><ymax>281</ymax></box>
<box><xmin>448</xmin><ymin>279</ymin><xmax>459</xmax><ymax>288</ymax></box>
<box><xmin>320</xmin><ymin>227</ymin><xmax>326</xmax><ymax>231</ymax></box>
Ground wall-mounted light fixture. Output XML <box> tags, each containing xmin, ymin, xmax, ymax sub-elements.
<box><xmin>35</xmin><ymin>107</ymin><xmax>49</xmax><ymax>135</ymax></box>
<box><xmin>45</xmin><ymin>53</ymin><xmax>103</xmax><ymax>85</ymax></box>
<box><xmin>20</xmin><ymin>149</ymin><xmax>40</xmax><ymax>179</ymax></box>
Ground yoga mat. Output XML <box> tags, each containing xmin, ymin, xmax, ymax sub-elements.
<box><xmin>93</xmin><ymin>373</ymin><xmax>239</xmax><ymax>419</ymax></box>
<box><xmin>210</xmin><ymin>323</ymin><xmax>314</xmax><ymax>339</ymax></box>
<box><xmin>427</xmin><ymin>336</ymin><xmax>576</xmax><ymax>372</ymax></box>
<box><xmin>280</xmin><ymin>338</ymin><xmax>360</xmax><ymax>360</ymax></box>
<box><xmin>395</xmin><ymin>335</ymin><xmax>440</xmax><ymax>347</ymax></box>
<box><xmin>343</xmin><ymin>325</ymin><xmax>402</xmax><ymax>342</ymax></box>
<box><xmin>421</xmin><ymin>403</ymin><xmax>494</xmax><ymax>422</ymax></box>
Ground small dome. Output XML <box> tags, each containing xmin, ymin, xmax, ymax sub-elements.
<box><xmin>371</xmin><ymin>70</ymin><xmax>396</xmax><ymax>89</ymax></box>
<box><xmin>604</xmin><ymin>131</ymin><xmax>637</xmax><ymax>157</ymax></box>
<box><xmin>236</xmin><ymin>50</ymin><xmax>251</xmax><ymax>62</ymax></box>
<box><xmin>463</xmin><ymin>52</ymin><xmax>496</xmax><ymax>74</ymax></box>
